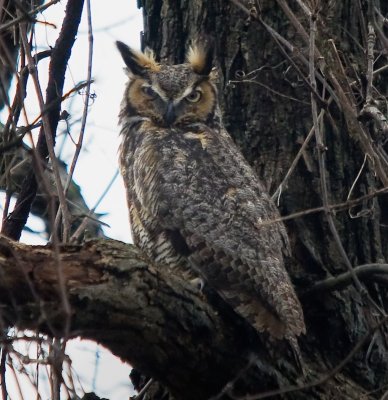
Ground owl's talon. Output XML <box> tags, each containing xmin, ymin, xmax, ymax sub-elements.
<box><xmin>190</xmin><ymin>277</ymin><xmax>205</xmax><ymax>292</ymax></box>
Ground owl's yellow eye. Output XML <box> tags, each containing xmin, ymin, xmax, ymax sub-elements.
<box><xmin>142</xmin><ymin>85</ymin><xmax>156</xmax><ymax>98</ymax></box>
<box><xmin>186</xmin><ymin>89</ymin><xmax>202</xmax><ymax>103</ymax></box>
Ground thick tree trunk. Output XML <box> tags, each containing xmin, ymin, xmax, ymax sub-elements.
<box><xmin>2</xmin><ymin>1</ymin><xmax>388</xmax><ymax>399</ymax></box>
<box><xmin>136</xmin><ymin>0</ymin><xmax>388</xmax><ymax>398</ymax></box>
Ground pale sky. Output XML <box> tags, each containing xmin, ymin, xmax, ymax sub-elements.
<box><xmin>1</xmin><ymin>1</ymin><xmax>143</xmax><ymax>399</ymax></box>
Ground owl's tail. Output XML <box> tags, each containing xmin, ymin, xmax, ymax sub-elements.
<box><xmin>221</xmin><ymin>290</ymin><xmax>287</xmax><ymax>338</ymax></box>
<box><xmin>221</xmin><ymin>290</ymin><xmax>305</xmax><ymax>373</ymax></box>
<box><xmin>286</xmin><ymin>333</ymin><xmax>306</xmax><ymax>376</ymax></box>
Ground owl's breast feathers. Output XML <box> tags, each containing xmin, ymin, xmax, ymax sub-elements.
<box><xmin>120</xmin><ymin>121</ymin><xmax>305</xmax><ymax>341</ymax></box>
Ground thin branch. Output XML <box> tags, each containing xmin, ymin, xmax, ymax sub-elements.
<box><xmin>238</xmin><ymin>316</ymin><xmax>388</xmax><ymax>399</ymax></box>
<box><xmin>0</xmin><ymin>347</ymin><xmax>7</xmax><ymax>400</ymax></box>
<box><xmin>1</xmin><ymin>50</ymin><xmax>51</xmax><ymax>146</ymax></box>
<box><xmin>0</xmin><ymin>0</ymin><xmax>60</xmax><ymax>33</ymax></box>
<box><xmin>325</xmin><ymin>39</ymin><xmax>388</xmax><ymax>185</ymax></box>
<box><xmin>19</xmin><ymin>21</ymin><xmax>72</xmax><ymax>240</ymax></box>
<box><xmin>309</xmin><ymin>10</ymin><xmax>371</xmax><ymax>299</ymax></box>
<box><xmin>1</xmin><ymin>0</ymin><xmax>85</xmax><ymax>241</ymax></box>
<box><xmin>359</xmin><ymin>24</ymin><xmax>388</xmax><ymax>139</ymax></box>
<box><xmin>50</xmin><ymin>339</ymin><xmax>64</xmax><ymax>400</ymax></box>
<box><xmin>0</xmin><ymin>81</ymin><xmax>90</xmax><ymax>156</ymax></box>
<box><xmin>70</xmin><ymin>169</ymin><xmax>119</xmax><ymax>242</ymax></box>
<box><xmin>29</xmin><ymin>81</ymin><xmax>92</xmax><ymax>131</ymax></box>
<box><xmin>305</xmin><ymin>264</ymin><xmax>388</xmax><ymax>294</ymax></box>
<box><xmin>133</xmin><ymin>378</ymin><xmax>154</xmax><ymax>400</ymax></box>
<box><xmin>1</xmin><ymin>3</ymin><xmax>86</xmax><ymax>370</ymax></box>
<box><xmin>6</xmin><ymin>358</ymin><xmax>24</xmax><ymax>399</ymax></box>
<box><xmin>262</xmin><ymin>185</ymin><xmax>388</xmax><ymax>226</ymax></box>
<box><xmin>0</xmin><ymin>123</ymin><xmax>38</xmax><ymax>153</ymax></box>
<box><xmin>258</xmin><ymin>17</ymin><xmax>325</xmax><ymax>105</ymax></box>
<box><xmin>365</xmin><ymin>23</ymin><xmax>376</xmax><ymax>106</ymax></box>
<box><xmin>230</xmin><ymin>0</ymin><xmax>388</xmax><ymax>186</ymax></box>
<box><xmin>229</xmin><ymin>77</ymin><xmax>309</xmax><ymax>104</ymax></box>
<box><xmin>275</xmin><ymin>0</ymin><xmax>311</xmax><ymax>43</ymax></box>
<box><xmin>53</xmin><ymin>0</ymin><xmax>94</xmax><ymax>236</ymax></box>
<box><xmin>229</xmin><ymin>0</ymin><xmax>339</xmax><ymax>107</ymax></box>
<box><xmin>346</xmin><ymin>154</ymin><xmax>369</xmax><ymax>218</ymax></box>
<box><xmin>293</xmin><ymin>0</ymin><xmax>312</xmax><ymax>17</ymax></box>
<box><xmin>272</xmin><ymin>108</ymin><xmax>325</xmax><ymax>201</ymax></box>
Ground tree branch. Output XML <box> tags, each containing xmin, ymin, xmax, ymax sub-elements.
<box><xmin>0</xmin><ymin>235</ymin><xmax>278</xmax><ymax>400</ymax></box>
<box><xmin>0</xmin><ymin>235</ymin><xmax>380</xmax><ymax>399</ymax></box>
<box><xmin>1</xmin><ymin>0</ymin><xmax>84</xmax><ymax>241</ymax></box>
<box><xmin>305</xmin><ymin>264</ymin><xmax>388</xmax><ymax>294</ymax></box>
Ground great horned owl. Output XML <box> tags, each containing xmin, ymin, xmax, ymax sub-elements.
<box><xmin>116</xmin><ymin>41</ymin><xmax>305</xmax><ymax>350</ymax></box>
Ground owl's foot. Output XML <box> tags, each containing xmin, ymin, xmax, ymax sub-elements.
<box><xmin>190</xmin><ymin>277</ymin><xmax>205</xmax><ymax>292</ymax></box>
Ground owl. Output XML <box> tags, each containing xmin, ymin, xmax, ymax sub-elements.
<box><xmin>116</xmin><ymin>41</ymin><xmax>305</xmax><ymax>354</ymax></box>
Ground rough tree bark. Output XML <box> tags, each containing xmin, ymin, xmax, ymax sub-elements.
<box><xmin>0</xmin><ymin>236</ymin><xmax>287</xmax><ymax>399</ymax></box>
<box><xmin>137</xmin><ymin>0</ymin><xmax>388</xmax><ymax>398</ymax></box>
<box><xmin>2</xmin><ymin>1</ymin><xmax>388</xmax><ymax>399</ymax></box>
<box><xmin>0</xmin><ymin>235</ymin><xmax>381</xmax><ymax>400</ymax></box>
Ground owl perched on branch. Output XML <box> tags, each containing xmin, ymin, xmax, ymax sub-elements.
<box><xmin>116</xmin><ymin>41</ymin><xmax>305</xmax><ymax>353</ymax></box>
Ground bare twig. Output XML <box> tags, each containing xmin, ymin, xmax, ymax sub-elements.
<box><xmin>1</xmin><ymin>50</ymin><xmax>51</xmax><ymax>146</ymax></box>
<box><xmin>133</xmin><ymin>378</ymin><xmax>154</xmax><ymax>400</ymax></box>
<box><xmin>232</xmin><ymin>0</ymin><xmax>388</xmax><ymax>188</ymax></box>
<box><xmin>276</xmin><ymin>0</ymin><xmax>311</xmax><ymax>42</ymax></box>
<box><xmin>359</xmin><ymin>24</ymin><xmax>388</xmax><ymax>139</ymax></box>
<box><xmin>229</xmin><ymin>77</ymin><xmax>309</xmax><ymax>104</ymax></box>
<box><xmin>50</xmin><ymin>339</ymin><xmax>65</xmax><ymax>400</ymax></box>
<box><xmin>262</xmin><ymin>186</ymin><xmax>388</xmax><ymax>227</ymax></box>
<box><xmin>6</xmin><ymin>358</ymin><xmax>24</xmax><ymax>399</ymax></box>
<box><xmin>305</xmin><ymin>264</ymin><xmax>388</xmax><ymax>294</ymax></box>
<box><xmin>53</xmin><ymin>0</ymin><xmax>94</xmax><ymax>236</ymax></box>
<box><xmin>1</xmin><ymin>0</ymin><xmax>85</xmax><ymax>241</ymax></box>
<box><xmin>19</xmin><ymin>22</ymin><xmax>72</xmax><ymax>241</ymax></box>
<box><xmin>309</xmin><ymin>10</ymin><xmax>369</xmax><ymax>297</ymax></box>
<box><xmin>325</xmin><ymin>40</ymin><xmax>388</xmax><ymax>185</ymax></box>
<box><xmin>0</xmin><ymin>81</ymin><xmax>90</xmax><ymax>156</ymax></box>
<box><xmin>258</xmin><ymin>17</ymin><xmax>324</xmax><ymax>104</ymax></box>
<box><xmin>346</xmin><ymin>155</ymin><xmax>371</xmax><ymax>218</ymax></box>
<box><xmin>0</xmin><ymin>347</ymin><xmax>8</xmax><ymax>400</ymax></box>
<box><xmin>70</xmin><ymin>169</ymin><xmax>119</xmax><ymax>242</ymax></box>
<box><xmin>272</xmin><ymin>108</ymin><xmax>324</xmax><ymax>200</ymax></box>
<box><xmin>229</xmin><ymin>0</ymin><xmax>339</xmax><ymax>107</ymax></box>
<box><xmin>326</xmin><ymin>40</ymin><xmax>359</xmax><ymax>112</ymax></box>
<box><xmin>1</xmin><ymin>6</ymin><xmax>86</xmax><ymax>385</ymax></box>
<box><xmin>0</xmin><ymin>0</ymin><xmax>60</xmax><ymax>33</ymax></box>
<box><xmin>293</xmin><ymin>0</ymin><xmax>312</xmax><ymax>17</ymax></box>
<box><xmin>238</xmin><ymin>316</ymin><xmax>388</xmax><ymax>399</ymax></box>
<box><xmin>365</xmin><ymin>23</ymin><xmax>376</xmax><ymax>106</ymax></box>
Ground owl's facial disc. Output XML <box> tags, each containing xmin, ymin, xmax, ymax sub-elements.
<box><xmin>126</xmin><ymin>68</ymin><xmax>216</xmax><ymax>127</ymax></box>
<box><xmin>117</xmin><ymin>42</ymin><xmax>218</xmax><ymax>127</ymax></box>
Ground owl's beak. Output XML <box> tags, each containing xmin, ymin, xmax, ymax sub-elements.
<box><xmin>164</xmin><ymin>101</ymin><xmax>176</xmax><ymax>126</ymax></box>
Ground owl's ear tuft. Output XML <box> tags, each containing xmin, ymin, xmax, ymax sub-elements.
<box><xmin>187</xmin><ymin>44</ymin><xmax>214</xmax><ymax>76</ymax></box>
<box><xmin>116</xmin><ymin>41</ymin><xmax>160</xmax><ymax>76</ymax></box>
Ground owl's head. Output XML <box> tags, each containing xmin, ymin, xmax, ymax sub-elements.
<box><xmin>116</xmin><ymin>41</ymin><xmax>218</xmax><ymax>127</ymax></box>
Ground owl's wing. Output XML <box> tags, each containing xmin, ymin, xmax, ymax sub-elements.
<box><xmin>133</xmin><ymin>125</ymin><xmax>305</xmax><ymax>339</ymax></box>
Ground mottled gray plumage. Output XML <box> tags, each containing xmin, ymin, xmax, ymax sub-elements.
<box><xmin>116</xmin><ymin>41</ymin><xmax>305</xmax><ymax>347</ymax></box>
